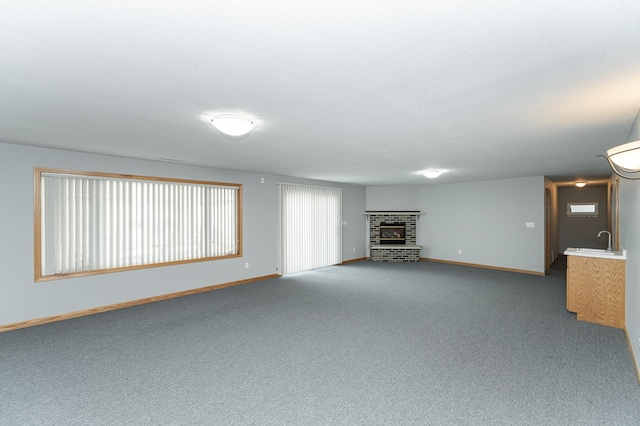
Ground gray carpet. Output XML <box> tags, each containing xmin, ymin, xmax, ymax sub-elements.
<box><xmin>1</xmin><ymin>261</ymin><xmax>639</xmax><ymax>425</ymax></box>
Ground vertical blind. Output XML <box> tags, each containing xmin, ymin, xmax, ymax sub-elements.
<box><xmin>40</xmin><ymin>173</ymin><xmax>239</xmax><ymax>276</ymax></box>
<box><xmin>279</xmin><ymin>183</ymin><xmax>342</xmax><ymax>274</ymax></box>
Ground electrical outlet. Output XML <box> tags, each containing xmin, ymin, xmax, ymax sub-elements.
<box><xmin>458</xmin><ymin>249</ymin><xmax>462</xmax><ymax>254</ymax></box>
<box><xmin>244</xmin><ymin>262</ymin><xmax>249</xmax><ymax>269</ymax></box>
<box><xmin>353</xmin><ymin>247</ymin><xmax>356</xmax><ymax>252</ymax></box>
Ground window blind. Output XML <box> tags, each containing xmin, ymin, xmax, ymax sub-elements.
<box><xmin>40</xmin><ymin>172</ymin><xmax>239</xmax><ymax>277</ymax></box>
<box><xmin>278</xmin><ymin>183</ymin><xmax>342</xmax><ymax>274</ymax></box>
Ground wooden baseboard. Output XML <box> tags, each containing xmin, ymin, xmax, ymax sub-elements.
<box><xmin>624</xmin><ymin>326</ymin><xmax>640</xmax><ymax>386</ymax></box>
<box><xmin>0</xmin><ymin>274</ymin><xmax>279</xmax><ymax>333</ymax></box>
<box><xmin>421</xmin><ymin>257</ymin><xmax>545</xmax><ymax>276</ymax></box>
<box><xmin>340</xmin><ymin>257</ymin><xmax>367</xmax><ymax>265</ymax></box>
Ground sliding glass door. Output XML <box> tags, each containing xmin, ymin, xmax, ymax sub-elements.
<box><xmin>278</xmin><ymin>183</ymin><xmax>342</xmax><ymax>274</ymax></box>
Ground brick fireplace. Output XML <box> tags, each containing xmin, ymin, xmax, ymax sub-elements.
<box><xmin>366</xmin><ymin>211</ymin><xmax>423</xmax><ymax>262</ymax></box>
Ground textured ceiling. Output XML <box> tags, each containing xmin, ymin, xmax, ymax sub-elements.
<box><xmin>1</xmin><ymin>1</ymin><xmax>640</xmax><ymax>186</ymax></box>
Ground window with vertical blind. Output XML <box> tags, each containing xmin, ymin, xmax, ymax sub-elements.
<box><xmin>278</xmin><ymin>183</ymin><xmax>342</xmax><ymax>274</ymax></box>
<box><xmin>34</xmin><ymin>168</ymin><xmax>242</xmax><ymax>281</ymax></box>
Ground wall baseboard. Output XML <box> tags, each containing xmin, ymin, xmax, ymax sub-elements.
<box><xmin>421</xmin><ymin>257</ymin><xmax>545</xmax><ymax>276</ymax></box>
<box><xmin>624</xmin><ymin>326</ymin><xmax>640</xmax><ymax>386</ymax></box>
<box><xmin>341</xmin><ymin>257</ymin><xmax>367</xmax><ymax>265</ymax></box>
<box><xmin>0</xmin><ymin>274</ymin><xmax>279</xmax><ymax>333</ymax></box>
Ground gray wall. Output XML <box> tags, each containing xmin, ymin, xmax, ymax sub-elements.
<box><xmin>366</xmin><ymin>186</ymin><xmax>419</xmax><ymax>211</ymax></box>
<box><xmin>0</xmin><ymin>142</ymin><xmax>366</xmax><ymax>326</ymax></box>
<box><xmin>557</xmin><ymin>186</ymin><xmax>608</xmax><ymax>251</ymax></box>
<box><xmin>418</xmin><ymin>176</ymin><xmax>545</xmax><ymax>273</ymax></box>
<box><xmin>366</xmin><ymin>177</ymin><xmax>545</xmax><ymax>274</ymax></box>
<box><xmin>620</xmin><ymin>178</ymin><xmax>640</xmax><ymax>378</ymax></box>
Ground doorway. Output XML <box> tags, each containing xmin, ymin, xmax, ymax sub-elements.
<box><xmin>557</xmin><ymin>185</ymin><xmax>609</xmax><ymax>251</ymax></box>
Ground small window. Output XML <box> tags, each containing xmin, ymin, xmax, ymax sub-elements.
<box><xmin>567</xmin><ymin>202</ymin><xmax>598</xmax><ymax>217</ymax></box>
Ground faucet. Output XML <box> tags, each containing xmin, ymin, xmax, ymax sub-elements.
<box><xmin>598</xmin><ymin>230</ymin><xmax>612</xmax><ymax>252</ymax></box>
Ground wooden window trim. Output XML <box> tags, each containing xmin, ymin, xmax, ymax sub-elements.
<box><xmin>34</xmin><ymin>167</ymin><xmax>243</xmax><ymax>282</ymax></box>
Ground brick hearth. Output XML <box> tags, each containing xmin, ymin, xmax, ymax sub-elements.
<box><xmin>366</xmin><ymin>211</ymin><xmax>423</xmax><ymax>262</ymax></box>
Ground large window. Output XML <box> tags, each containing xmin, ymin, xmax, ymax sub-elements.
<box><xmin>34</xmin><ymin>168</ymin><xmax>242</xmax><ymax>281</ymax></box>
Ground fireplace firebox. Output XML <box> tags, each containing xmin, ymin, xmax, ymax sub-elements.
<box><xmin>379</xmin><ymin>222</ymin><xmax>406</xmax><ymax>244</ymax></box>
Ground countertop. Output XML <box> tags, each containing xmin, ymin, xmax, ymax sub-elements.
<box><xmin>564</xmin><ymin>247</ymin><xmax>626</xmax><ymax>260</ymax></box>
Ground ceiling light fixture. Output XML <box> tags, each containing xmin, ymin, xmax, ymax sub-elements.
<box><xmin>422</xmin><ymin>169</ymin><xmax>443</xmax><ymax>179</ymax></box>
<box><xmin>210</xmin><ymin>114</ymin><xmax>255</xmax><ymax>137</ymax></box>
<box><xmin>600</xmin><ymin>109</ymin><xmax>640</xmax><ymax>179</ymax></box>
<box><xmin>574</xmin><ymin>182</ymin><xmax>587</xmax><ymax>188</ymax></box>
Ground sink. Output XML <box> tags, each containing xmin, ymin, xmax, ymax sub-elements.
<box><xmin>575</xmin><ymin>248</ymin><xmax>615</xmax><ymax>255</ymax></box>
<box><xmin>565</xmin><ymin>247</ymin><xmax>626</xmax><ymax>259</ymax></box>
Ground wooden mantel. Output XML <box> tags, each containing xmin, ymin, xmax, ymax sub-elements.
<box><xmin>363</xmin><ymin>211</ymin><xmax>426</xmax><ymax>218</ymax></box>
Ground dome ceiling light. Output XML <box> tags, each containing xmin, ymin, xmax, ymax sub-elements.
<box><xmin>210</xmin><ymin>114</ymin><xmax>255</xmax><ymax>137</ymax></box>
<box><xmin>422</xmin><ymin>169</ymin><xmax>443</xmax><ymax>179</ymax></box>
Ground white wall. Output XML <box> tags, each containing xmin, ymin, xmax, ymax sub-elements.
<box><xmin>418</xmin><ymin>176</ymin><xmax>545</xmax><ymax>273</ymax></box>
<box><xmin>0</xmin><ymin>143</ymin><xmax>366</xmax><ymax>326</ymax></box>
<box><xmin>620</xmin><ymin>178</ymin><xmax>640</xmax><ymax>376</ymax></box>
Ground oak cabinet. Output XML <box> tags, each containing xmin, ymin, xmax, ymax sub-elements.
<box><xmin>566</xmin><ymin>255</ymin><xmax>625</xmax><ymax>329</ymax></box>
